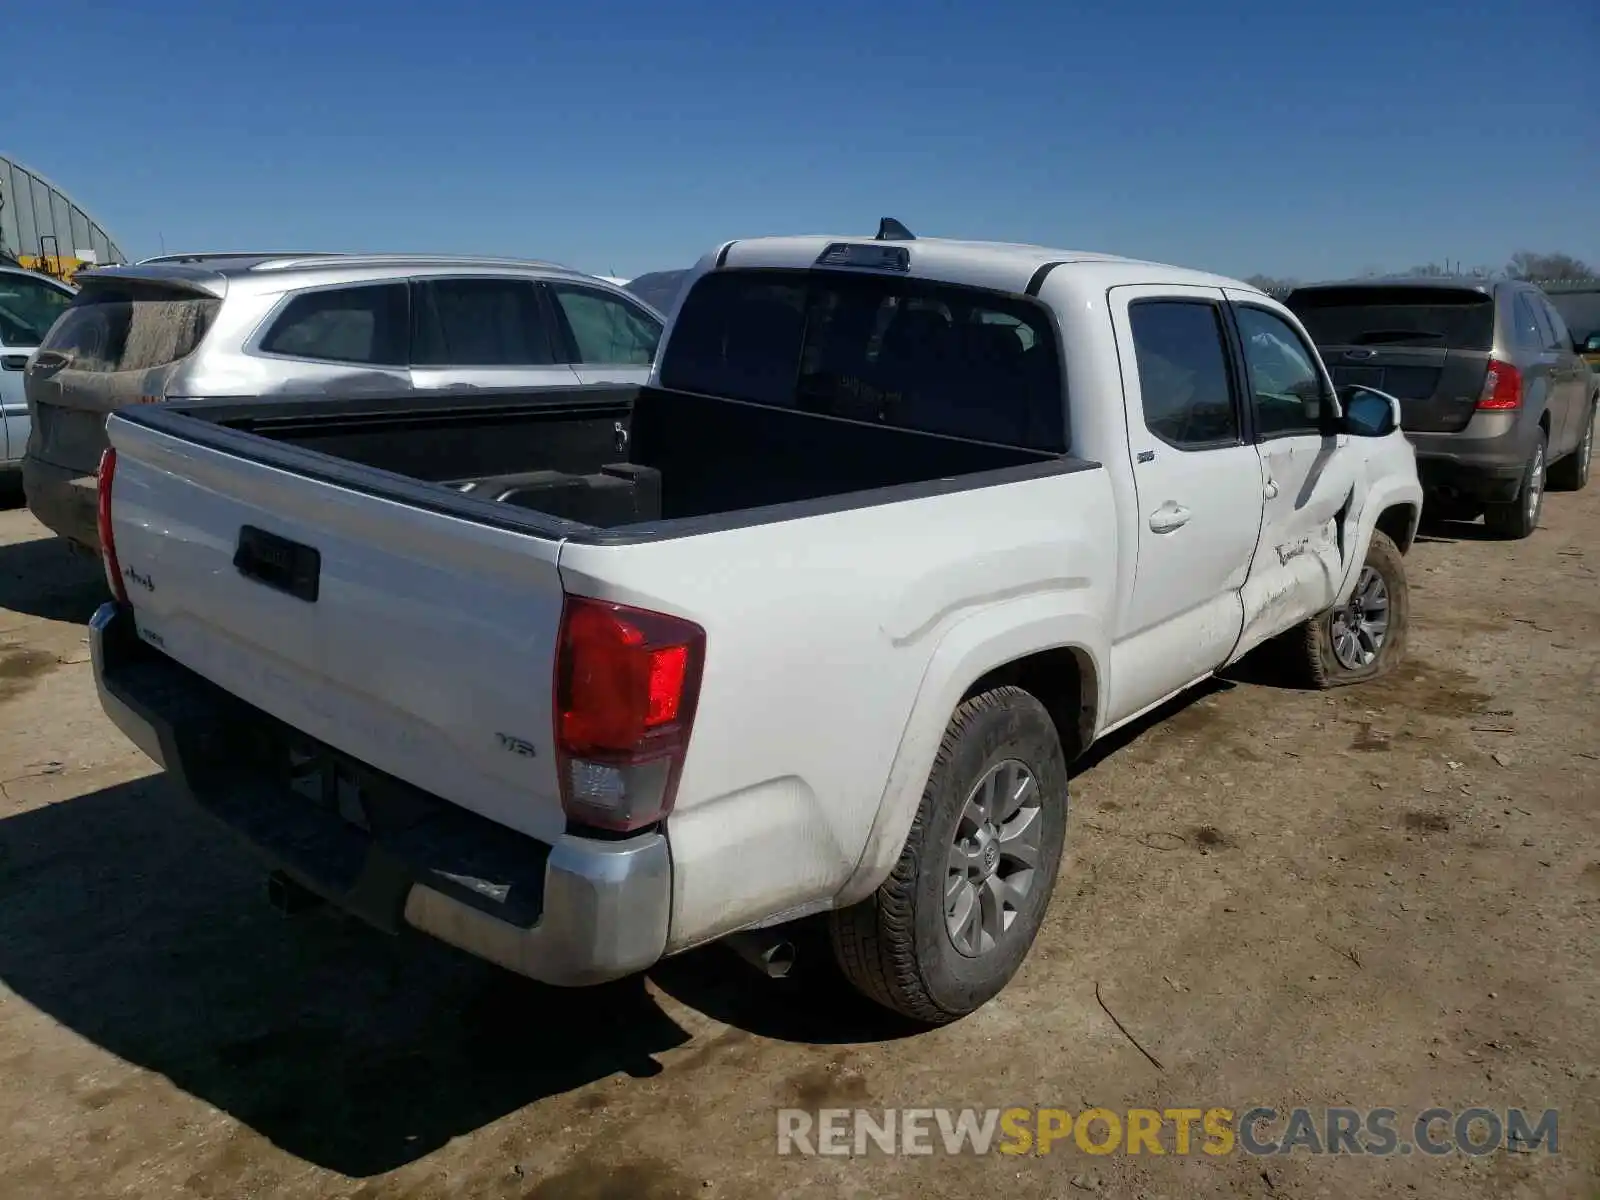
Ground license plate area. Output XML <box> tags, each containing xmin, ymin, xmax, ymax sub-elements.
<box><xmin>287</xmin><ymin>741</ymin><xmax>370</xmax><ymax>831</ymax></box>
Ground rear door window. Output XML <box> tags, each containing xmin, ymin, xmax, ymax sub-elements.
<box><xmin>260</xmin><ymin>283</ymin><xmax>409</xmax><ymax>365</ymax></box>
<box><xmin>548</xmin><ymin>284</ymin><xmax>661</xmax><ymax>365</ymax></box>
<box><xmin>412</xmin><ymin>278</ymin><xmax>557</xmax><ymax>367</ymax></box>
<box><xmin>1128</xmin><ymin>301</ymin><xmax>1241</xmax><ymax>449</ymax></box>
<box><xmin>40</xmin><ymin>280</ymin><xmax>220</xmax><ymax>370</ymax></box>
<box><xmin>1512</xmin><ymin>293</ymin><xmax>1547</xmax><ymax>351</ymax></box>
<box><xmin>1286</xmin><ymin>287</ymin><xmax>1495</xmax><ymax>351</ymax></box>
<box><xmin>660</xmin><ymin>268</ymin><xmax>1065</xmax><ymax>451</ymax></box>
<box><xmin>1537</xmin><ymin>296</ymin><xmax>1571</xmax><ymax>351</ymax></box>
<box><xmin>0</xmin><ymin>274</ymin><xmax>74</xmax><ymax>347</ymax></box>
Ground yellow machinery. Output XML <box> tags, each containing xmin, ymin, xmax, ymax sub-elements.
<box><xmin>14</xmin><ymin>244</ymin><xmax>95</xmax><ymax>285</ymax></box>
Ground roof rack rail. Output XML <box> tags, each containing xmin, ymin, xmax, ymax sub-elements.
<box><xmin>137</xmin><ymin>251</ymin><xmax>348</xmax><ymax>265</ymax></box>
<box><xmin>250</xmin><ymin>252</ymin><xmax>576</xmax><ymax>273</ymax></box>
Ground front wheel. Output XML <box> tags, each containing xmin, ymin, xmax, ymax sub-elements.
<box><xmin>1483</xmin><ymin>430</ymin><xmax>1547</xmax><ymax>539</ymax></box>
<box><xmin>1287</xmin><ymin>530</ymin><xmax>1410</xmax><ymax>689</ymax></box>
<box><xmin>1547</xmin><ymin>400</ymin><xmax>1595</xmax><ymax>492</ymax></box>
<box><xmin>829</xmin><ymin>686</ymin><xmax>1068</xmax><ymax>1025</ymax></box>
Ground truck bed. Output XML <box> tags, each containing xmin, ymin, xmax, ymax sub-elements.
<box><xmin>101</xmin><ymin>382</ymin><xmax>1108</xmax><ymax>933</ymax></box>
<box><xmin>145</xmin><ymin>385</ymin><xmax>1071</xmax><ymax>538</ymax></box>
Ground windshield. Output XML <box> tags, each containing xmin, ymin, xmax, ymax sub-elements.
<box><xmin>659</xmin><ymin>268</ymin><xmax>1066</xmax><ymax>451</ymax></box>
<box><xmin>0</xmin><ymin>274</ymin><xmax>74</xmax><ymax>346</ymax></box>
<box><xmin>1286</xmin><ymin>286</ymin><xmax>1495</xmax><ymax>351</ymax></box>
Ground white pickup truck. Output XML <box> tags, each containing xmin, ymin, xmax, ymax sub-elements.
<box><xmin>90</xmin><ymin>227</ymin><xmax>1422</xmax><ymax>1025</ymax></box>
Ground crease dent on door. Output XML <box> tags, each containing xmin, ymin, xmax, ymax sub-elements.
<box><xmin>1239</xmin><ymin>444</ymin><xmax>1353</xmax><ymax>651</ymax></box>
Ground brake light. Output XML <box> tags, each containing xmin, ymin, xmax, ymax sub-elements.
<box><xmin>96</xmin><ymin>448</ymin><xmax>129</xmax><ymax>604</ymax></box>
<box><xmin>1477</xmin><ymin>359</ymin><xmax>1522</xmax><ymax>411</ymax></box>
<box><xmin>554</xmin><ymin>596</ymin><xmax>705</xmax><ymax>832</ymax></box>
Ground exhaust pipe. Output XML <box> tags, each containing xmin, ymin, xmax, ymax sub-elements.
<box><xmin>266</xmin><ymin>870</ymin><xmax>324</xmax><ymax>916</ymax></box>
<box><xmin>724</xmin><ymin>930</ymin><xmax>797</xmax><ymax>979</ymax></box>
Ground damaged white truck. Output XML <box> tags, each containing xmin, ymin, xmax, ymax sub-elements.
<box><xmin>89</xmin><ymin>225</ymin><xmax>1422</xmax><ymax>1025</ymax></box>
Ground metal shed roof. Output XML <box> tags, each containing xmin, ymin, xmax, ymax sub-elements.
<box><xmin>0</xmin><ymin>154</ymin><xmax>127</xmax><ymax>267</ymax></box>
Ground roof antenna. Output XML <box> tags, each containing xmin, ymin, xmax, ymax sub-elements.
<box><xmin>876</xmin><ymin>217</ymin><xmax>915</xmax><ymax>242</ymax></box>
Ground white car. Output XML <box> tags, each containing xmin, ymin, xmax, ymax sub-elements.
<box><xmin>89</xmin><ymin>224</ymin><xmax>1421</xmax><ymax>1025</ymax></box>
<box><xmin>0</xmin><ymin>264</ymin><xmax>74</xmax><ymax>476</ymax></box>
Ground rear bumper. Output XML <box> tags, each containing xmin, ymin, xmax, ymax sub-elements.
<box><xmin>22</xmin><ymin>455</ymin><xmax>100</xmax><ymax>553</ymax></box>
<box><xmin>89</xmin><ymin>602</ymin><xmax>671</xmax><ymax>987</ymax></box>
<box><xmin>1409</xmin><ymin>416</ymin><xmax>1537</xmax><ymax>504</ymax></box>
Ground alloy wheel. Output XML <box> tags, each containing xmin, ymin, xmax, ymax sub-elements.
<box><xmin>945</xmin><ymin>759</ymin><xmax>1043</xmax><ymax>958</ymax></box>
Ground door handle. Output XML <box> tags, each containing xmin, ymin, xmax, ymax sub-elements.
<box><xmin>1264</xmin><ymin>476</ymin><xmax>1280</xmax><ymax>499</ymax></box>
<box><xmin>0</xmin><ymin>354</ymin><xmax>29</xmax><ymax>372</ymax></box>
<box><xmin>1149</xmin><ymin>503</ymin><xmax>1192</xmax><ymax>534</ymax></box>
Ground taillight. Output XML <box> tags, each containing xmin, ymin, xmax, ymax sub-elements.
<box><xmin>554</xmin><ymin>596</ymin><xmax>705</xmax><ymax>832</ymax></box>
<box><xmin>96</xmin><ymin>447</ymin><xmax>129</xmax><ymax>604</ymax></box>
<box><xmin>1477</xmin><ymin>359</ymin><xmax>1522</xmax><ymax>411</ymax></box>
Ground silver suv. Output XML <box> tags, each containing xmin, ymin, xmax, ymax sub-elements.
<box><xmin>22</xmin><ymin>252</ymin><xmax>665</xmax><ymax>554</ymax></box>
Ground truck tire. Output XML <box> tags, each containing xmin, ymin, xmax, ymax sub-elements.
<box><xmin>1483</xmin><ymin>429</ymin><xmax>1547</xmax><ymax>539</ymax></box>
<box><xmin>1547</xmin><ymin>399</ymin><xmax>1594</xmax><ymax>492</ymax></box>
<box><xmin>1288</xmin><ymin>530</ymin><xmax>1410</xmax><ymax>689</ymax></box>
<box><xmin>829</xmin><ymin>686</ymin><xmax>1068</xmax><ymax>1025</ymax></box>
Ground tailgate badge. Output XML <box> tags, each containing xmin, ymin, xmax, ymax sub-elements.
<box><xmin>496</xmin><ymin>733</ymin><xmax>538</xmax><ymax>759</ymax></box>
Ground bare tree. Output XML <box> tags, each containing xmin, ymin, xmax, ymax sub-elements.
<box><xmin>1506</xmin><ymin>251</ymin><xmax>1594</xmax><ymax>283</ymax></box>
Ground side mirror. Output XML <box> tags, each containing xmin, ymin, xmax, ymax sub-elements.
<box><xmin>1337</xmin><ymin>385</ymin><xmax>1400</xmax><ymax>437</ymax></box>
<box><xmin>1584</xmin><ymin>333</ymin><xmax>1600</xmax><ymax>354</ymax></box>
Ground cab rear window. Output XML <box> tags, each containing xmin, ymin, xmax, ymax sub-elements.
<box><xmin>660</xmin><ymin>268</ymin><xmax>1066</xmax><ymax>451</ymax></box>
<box><xmin>40</xmin><ymin>280</ymin><xmax>220</xmax><ymax>372</ymax></box>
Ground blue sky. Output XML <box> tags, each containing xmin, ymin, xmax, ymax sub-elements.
<box><xmin>5</xmin><ymin>0</ymin><xmax>1596</xmax><ymax>280</ymax></box>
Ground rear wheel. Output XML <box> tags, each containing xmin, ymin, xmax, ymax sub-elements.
<box><xmin>829</xmin><ymin>686</ymin><xmax>1068</xmax><ymax>1025</ymax></box>
<box><xmin>1547</xmin><ymin>400</ymin><xmax>1595</xmax><ymax>492</ymax></box>
<box><xmin>1283</xmin><ymin>530</ymin><xmax>1409</xmax><ymax>689</ymax></box>
<box><xmin>1483</xmin><ymin>430</ymin><xmax>1547</xmax><ymax>540</ymax></box>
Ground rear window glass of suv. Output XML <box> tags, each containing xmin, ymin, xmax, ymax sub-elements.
<box><xmin>660</xmin><ymin>268</ymin><xmax>1065</xmax><ymax>451</ymax></box>
<box><xmin>39</xmin><ymin>280</ymin><xmax>221</xmax><ymax>371</ymax></box>
<box><xmin>1286</xmin><ymin>286</ymin><xmax>1494</xmax><ymax>351</ymax></box>
<box><xmin>261</xmin><ymin>283</ymin><xmax>409</xmax><ymax>365</ymax></box>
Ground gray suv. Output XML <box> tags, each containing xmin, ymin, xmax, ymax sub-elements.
<box><xmin>23</xmin><ymin>253</ymin><xmax>665</xmax><ymax>554</ymax></box>
<box><xmin>1285</xmin><ymin>278</ymin><xmax>1596</xmax><ymax>538</ymax></box>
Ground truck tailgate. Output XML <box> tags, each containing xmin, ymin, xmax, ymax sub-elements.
<box><xmin>105</xmin><ymin>415</ymin><xmax>570</xmax><ymax>844</ymax></box>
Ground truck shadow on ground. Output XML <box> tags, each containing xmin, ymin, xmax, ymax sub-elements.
<box><xmin>0</xmin><ymin>533</ymin><xmax>107</xmax><ymax>623</ymax></box>
<box><xmin>0</xmin><ymin>776</ymin><xmax>696</xmax><ymax>1177</ymax></box>
<box><xmin>0</xmin><ymin>680</ymin><xmax>1238</xmax><ymax>1177</ymax></box>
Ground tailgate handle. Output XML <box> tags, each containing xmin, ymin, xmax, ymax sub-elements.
<box><xmin>234</xmin><ymin>525</ymin><xmax>321</xmax><ymax>603</ymax></box>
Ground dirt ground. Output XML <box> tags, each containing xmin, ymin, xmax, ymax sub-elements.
<box><xmin>0</xmin><ymin>480</ymin><xmax>1594</xmax><ymax>1200</ymax></box>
